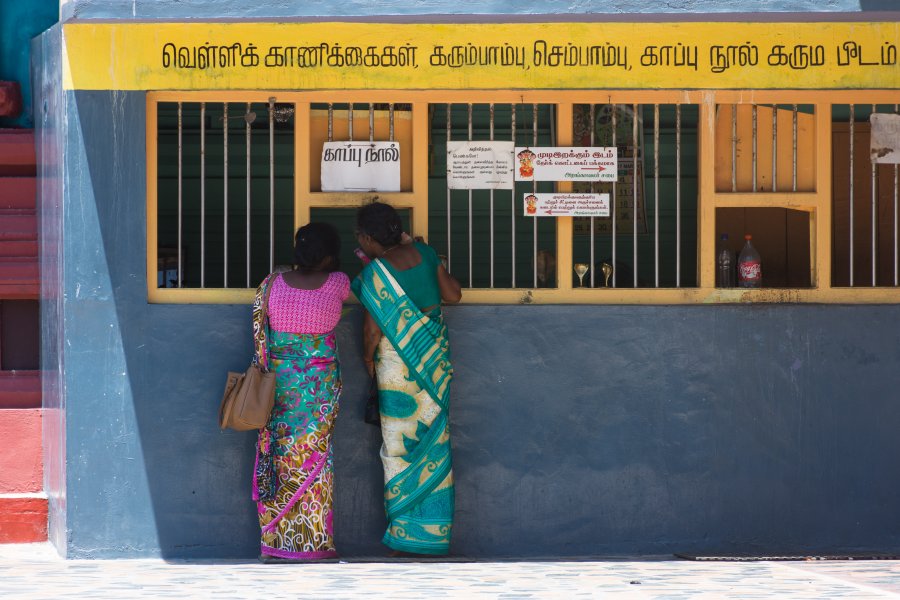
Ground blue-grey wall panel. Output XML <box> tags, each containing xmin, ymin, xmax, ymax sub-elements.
<box><xmin>63</xmin><ymin>90</ymin><xmax>900</xmax><ymax>558</ymax></box>
<box><xmin>35</xmin><ymin>24</ymin><xmax>67</xmax><ymax>557</ymax></box>
<box><xmin>61</xmin><ymin>1</ymin><xmax>889</xmax><ymax>21</ymax></box>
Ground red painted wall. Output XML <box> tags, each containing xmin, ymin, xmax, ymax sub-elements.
<box><xmin>0</xmin><ymin>409</ymin><xmax>42</xmax><ymax>493</ymax></box>
<box><xmin>0</xmin><ymin>409</ymin><xmax>45</xmax><ymax>543</ymax></box>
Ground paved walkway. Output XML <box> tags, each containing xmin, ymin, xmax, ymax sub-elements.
<box><xmin>2</xmin><ymin>544</ymin><xmax>900</xmax><ymax>598</ymax></box>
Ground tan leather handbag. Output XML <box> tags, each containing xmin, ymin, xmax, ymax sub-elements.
<box><xmin>219</xmin><ymin>274</ymin><xmax>277</xmax><ymax>431</ymax></box>
<box><xmin>219</xmin><ymin>365</ymin><xmax>276</xmax><ymax>430</ymax></box>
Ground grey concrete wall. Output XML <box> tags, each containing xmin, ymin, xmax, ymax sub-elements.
<box><xmin>35</xmin><ymin>25</ymin><xmax>67</xmax><ymax>557</ymax></box>
<box><xmin>55</xmin><ymin>89</ymin><xmax>900</xmax><ymax>558</ymax></box>
<box><xmin>59</xmin><ymin>0</ymin><xmax>900</xmax><ymax>21</ymax></box>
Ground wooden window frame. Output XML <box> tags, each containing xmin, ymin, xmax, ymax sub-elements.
<box><xmin>147</xmin><ymin>90</ymin><xmax>900</xmax><ymax>305</ymax></box>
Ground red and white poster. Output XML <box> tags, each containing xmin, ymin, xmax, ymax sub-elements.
<box><xmin>523</xmin><ymin>193</ymin><xmax>610</xmax><ymax>217</ymax></box>
<box><xmin>514</xmin><ymin>147</ymin><xmax>617</xmax><ymax>182</ymax></box>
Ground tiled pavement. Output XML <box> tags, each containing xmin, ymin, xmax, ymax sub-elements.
<box><xmin>1</xmin><ymin>543</ymin><xmax>899</xmax><ymax>599</ymax></box>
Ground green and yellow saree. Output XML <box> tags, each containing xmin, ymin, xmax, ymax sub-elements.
<box><xmin>353</xmin><ymin>259</ymin><xmax>455</xmax><ymax>555</ymax></box>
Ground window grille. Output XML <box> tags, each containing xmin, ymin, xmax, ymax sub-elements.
<box><xmin>155</xmin><ymin>100</ymin><xmax>295</xmax><ymax>289</ymax></box>
<box><xmin>832</xmin><ymin>103</ymin><xmax>900</xmax><ymax>287</ymax></box>
<box><xmin>149</xmin><ymin>91</ymin><xmax>900</xmax><ymax>303</ymax></box>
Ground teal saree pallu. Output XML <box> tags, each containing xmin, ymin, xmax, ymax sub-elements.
<box><xmin>353</xmin><ymin>259</ymin><xmax>455</xmax><ymax>555</ymax></box>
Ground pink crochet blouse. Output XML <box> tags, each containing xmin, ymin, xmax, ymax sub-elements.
<box><xmin>267</xmin><ymin>271</ymin><xmax>350</xmax><ymax>334</ymax></box>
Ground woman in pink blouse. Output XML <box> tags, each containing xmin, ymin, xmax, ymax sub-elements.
<box><xmin>252</xmin><ymin>222</ymin><xmax>349</xmax><ymax>562</ymax></box>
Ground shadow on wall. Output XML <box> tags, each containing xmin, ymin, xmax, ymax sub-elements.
<box><xmin>71</xmin><ymin>90</ymin><xmax>385</xmax><ymax>558</ymax></box>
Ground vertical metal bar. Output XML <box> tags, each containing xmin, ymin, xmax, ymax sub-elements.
<box><xmin>612</xmin><ymin>103</ymin><xmax>617</xmax><ymax>287</ymax></box>
<box><xmin>792</xmin><ymin>104</ymin><xmax>798</xmax><ymax>192</ymax></box>
<box><xmin>676</xmin><ymin>104</ymin><xmax>681</xmax><ymax>288</ymax></box>
<box><xmin>446</xmin><ymin>103</ymin><xmax>452</xmax><ymax>272</ymax></box>
<box><xmin>269</xmin><ymin>97</ymin><xmax>275</xmax><ymax>273</ymax></box>
<box><xmin>368</xmin><ymin>103</ymin><xmax>375</xmax><ymax>142</ymax></box>
<box><xmin>633</xmin><ymin>103</ymin><xmax>639</xmax><ymax>288</ymax></box>
<box><xmin>731</xmin><ymin>104</ymin><xmax>737</xmax><ymax>192</ymax></box>
<box><xmin>348</xmin><ymin>103</ymin><xmax>354</xmax><ymax>141</ymax></box>
<box><xmin>389</xmin><ymin>103</ymin><xmax>395</xmax><ymax>142</ymax></box>
<box><xmin>895</xmin><ymin>102</ymin><xmax>898</xmax><ymax>286</ymax></box>
<box><xmin>246</xmin><ymin>102</ymin><xmax>252</xmax><ymax>288</ymax></box>
<box><xmin>533</xmin><ymin>103</ymin><xmax>539</xmax><ymax>288</ymax></box>
<box><xmin>327</xmin><ymin>103</ymin><xmax>333</xmax><ymax>142</ymax></box>
<box><xmin>511</xmin><ymin>103</ymin><xmax>517</xmax><ymax>288</ymax></box>
<box><xmin>223</xmin><ymin>102</ymin><xmax>229</xmax><ymax>288</ymax></box>
<box><xmin>200</xmin><ymin>102</ymin><xmax>206</xmax><ymax>288</ymax></box>
<box><xmin>850</xmin><ymin>104</ymin><xmax>855</xmax><ymax>286</ymax></box>
<box><xmin>752</xmin><ymin>105</ymin><xmax>758</xmax><ymax>193</ymax></box>
<box><xmin>489</xmin><ymin>103</ymin><xmax>495</xmax><ymax>288</ymax></box>
<box><xmin>772</xmin><ymin>104</ymin><xmax>778</xmax><ymax>192</ymax></box>
<box><xmin>872</xmin><ymin>103</ymin><xmax>877</xmax><ymax>286</ymax></box>
<box><xmin>589</xmin><ymin>103</ymin><xmax>596</xmax><ymax>287</ymax></box>
<box><xmin>654</xmin><ymin>103</ymin><xmax>660</xmax><ymax>287</ymax></box>
<box><xmin>468</xmin><ymin>103</ymin><xmax>473</xmax><ymax>288</ymax></box>
<box><xmin>177</xmin><ymin>102</ymin><xmax>183</xmax><ymax>288</ymax></box>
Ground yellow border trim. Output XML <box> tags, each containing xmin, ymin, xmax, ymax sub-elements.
<box><xmin>66</xmin><ymin>21</ymin><xmax>900</xmax><ymax>91</ymax></box>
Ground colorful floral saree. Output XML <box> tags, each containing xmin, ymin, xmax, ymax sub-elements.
<box><xmin>353</xmin><ymin>259</ymin><xmax>455</xmax><ymax>555</ymax></box>
<box><xmin>252</xmin><ymin>277</ymin><xmax>342</xmax><ymax>560</ymax></box>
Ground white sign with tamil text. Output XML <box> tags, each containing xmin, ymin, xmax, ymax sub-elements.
<box><xmin>524</xmin><ymin>193</ymin><xmax>611</xmax><ymax>217</ymax></box>
<box><xmin>447</xmin><ymin>141</ymin><xmax>514</xmax><ymax>189</ymax></box>
<box><xmin>514</xmin><ymin>146</ymin><xmax>618</xmax><ymax>182</ymax></box>
<box><xmin>321</xmin><ymin>141</ymin><xmax>401</xmax><ymax>192</ymax></box>
<box><xmin>871</xmin><ymin>113</ymin><xmax>900</xmax><ymax>164</ymax></box>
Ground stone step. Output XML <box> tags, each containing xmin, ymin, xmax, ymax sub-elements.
<box><xmin>0</xmin><ymin>214</ymin><xmax>36</xmax><ymax>241</ymax></box>
<box><xmin>0</xmin><ymin>494</ymin><xmax>47</xmax><ymax>544</ymax></box>
<box><xmin>0</xmin><ymin>373</ymin><xmax>40</xmax><ymax>410</ymax></box>
<box><xmin>0</xmin><ymin>261</ymin><xmax>38</xmax><ymax>299</ymax></box>
<box><xmin>0</xmin><ymin>177</ymin><xmax>36</xmax><ymax>210</ymax></box>
<box><xmin>0</xmin><ymin>131</ymin><xmax>35</xmax><ymax>176</ymax></box>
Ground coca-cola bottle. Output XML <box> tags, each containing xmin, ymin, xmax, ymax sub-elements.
<box><xmin>716</xmin><ymin>233</ymin><xmax>735</xmax><ymax>288</ymax></box>
<box><xmin>738</xmin><ymin>234</ymin><xmax>762</xmax><ymax>288</ymax></box>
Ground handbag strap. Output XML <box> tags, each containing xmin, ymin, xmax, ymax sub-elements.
<box><xmin>252</xmin><ymin>272</ymin><xmax>277</xmax><ymax>372</ymax></box>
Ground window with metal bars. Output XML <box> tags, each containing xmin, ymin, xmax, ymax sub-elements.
<box><xmin>150</xmin><ymin>93</ymin><xmax>900</xmax><ymax>302</ymax></box>
<box><xmin>570</xmin><ymin>103</ymin><xmax>699</xmax><ymax>289</ymax></box>
<box><xmin>155</xmin><ymin>100</ymin><xmax>296</xmax><ymax>290</ymax></box>
<box><xmin>713</xmin><ymin>103</ymin><xmax>817</xmax><ymax>289</ymax></box>
<box><xmin>832</xmin><ymin>103</ymin><xmax>900</xmax><ymax>288</ymax></box>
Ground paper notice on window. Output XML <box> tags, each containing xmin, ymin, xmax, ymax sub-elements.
<box><xmin>514</xmin><ymin>147</ymin><xmax>618</xmax><ymax>182</ymax></box>
<box><xmin>871</xmin><ymin>114</ymin><xmax>900</xmax><ymax>164</ymax></box>
<box><xmin>447</xmin><ymin>141</ymin><xmax>514</xmax><ymax>189</ymax></box>
<box><xmin>321</xmin><ymin>141</ymin><xmax>400</xmax><ymax>192</ymax></box>
<box><xmin>523</xmin><ymin>193</ymin><xmax>610</xmax><ymax>217</ymax></box>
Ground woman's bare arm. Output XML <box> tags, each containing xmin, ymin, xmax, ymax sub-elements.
<box><xmin>437</xmin><ymin>264</ymin><xmax>462</xmax><ymax>304</ymax></box>
<box><xmin>362</xmin><ymin>310</ymin><xmax>383</xmax><ymax>377</ymax></box>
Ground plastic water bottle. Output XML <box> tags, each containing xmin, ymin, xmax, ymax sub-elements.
<box><xmin>716</xmin><ymin>233</ymin><xmax>734</xmax><ymax>288</ymax></box>
<box><xmin>738</xmin><ymin>234</ymin><xmax>762</xmax><ymax>288</ymax></box>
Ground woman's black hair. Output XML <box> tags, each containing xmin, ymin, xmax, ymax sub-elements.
<box><xmin>356</xmin><ymin>201</ymin><xmax>403</xmax><ymax>247</ymax></box>
<box><xmin>294</xmin><ymin>222</ymin><xmax>341</xmax><ymax>272</ymax></box>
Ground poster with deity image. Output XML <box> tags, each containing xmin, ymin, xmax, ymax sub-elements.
<box><xmin>572</xmin><ymin>104</ymin><xmax>647</xmax><ymax>235</ymax></box>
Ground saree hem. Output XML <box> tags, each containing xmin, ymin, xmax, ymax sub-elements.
<box><xmin>260</xmin><ymin>545</ymin><xmax>338</xmax><ymax>560</ymax></box>
<box><xmin>382</xmin><ymin>535</ymin><xmax>450</xmax><ymax>556</ymax></box>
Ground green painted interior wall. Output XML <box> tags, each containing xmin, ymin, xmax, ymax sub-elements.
<box><xmin>0</xmin><ymin>1</ymin><xmax>57</xmax><ymax>128</ymax></box>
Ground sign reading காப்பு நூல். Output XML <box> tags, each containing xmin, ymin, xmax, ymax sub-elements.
<box><xmin>61</xmin><ymin>21</ymin><xmax>900</xmax><ymax>90</ymax></box>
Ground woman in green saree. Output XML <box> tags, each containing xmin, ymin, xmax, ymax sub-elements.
<box><xmin>351</xmin><ymin>202</ymin><xmax>462</xmax><ymax>556</ymax></box>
